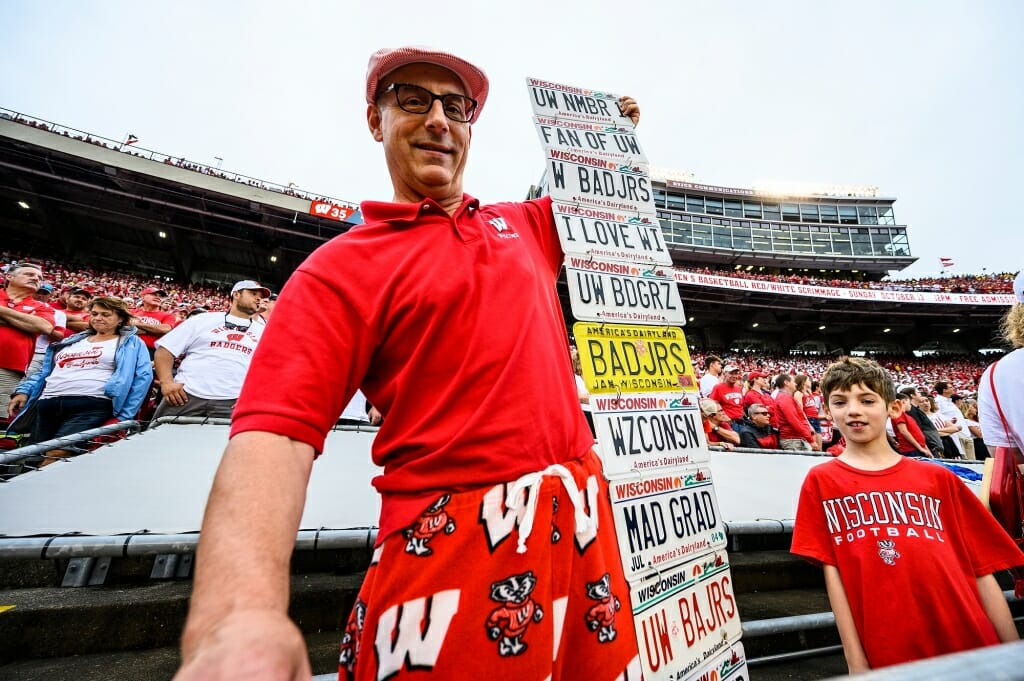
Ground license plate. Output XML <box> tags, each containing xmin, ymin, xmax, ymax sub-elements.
<box><xmin>629</xmin><ymin>549</ymin><xmax>743</xmax><ymax>681</ymax></box>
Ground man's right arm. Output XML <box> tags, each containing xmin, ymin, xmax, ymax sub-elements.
<box><xmin>154</xmin><ymin>347</ymin><xmax>189</xmax><ymax>406</ymax></box>
<box><xmin>0</xmin><ymin>304</ymin><xmax>54</xmax><ymax>335</ymax></box>
<box><xmin>175</xmin><ymin>431</ymin><xmax>315</xmax><ymax>680</ymax></box>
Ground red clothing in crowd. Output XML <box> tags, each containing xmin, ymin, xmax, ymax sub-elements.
<box><xmin>0</xmin><ymin>290</ymin><xmax>55</xmax><ymax>373</ymax></box>
<box><xmin>709</xmin><ymin>381</ymin><xmax>744</xmax><ymax>420</ymax></box>
<box><xmin>773</xmin><ymin>391</ymin><xmax>814</xmax><ymax>443</ymax></box>
<box><xmin>129</xmin><ymin>308</ymin><xmax>177</xmax><ymax>349</ymax></box>
<box><xmin>891</xmin><ymin>412</ymin><xmax>927</xmax><ymax>454</ymax></box>
<box><xmin>231</xmin><ymin>195</ymin><xmax>593</xmax><ymax>545</ymax></box>
<box><xmin>742</xmin><ymin>388</ymin><xmax>773</xmax><ymax>416</ymax></box>
<box><xmin>703</xmin><ymin>418</ymin><xmax>735</xmax><ymax>445</ymax></box>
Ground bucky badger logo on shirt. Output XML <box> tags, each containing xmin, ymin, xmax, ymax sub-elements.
<box><xmin>485</xmin><ymin>571</ymin><xmax>543</xmax><ymax>656</ymax></box>
<box><xmin>877</xmin><ymin>540</ymin><xmax>901</xmax><ymax>565</ymax></box>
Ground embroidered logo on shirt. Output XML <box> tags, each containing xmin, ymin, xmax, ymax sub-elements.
<box><xmin>877</xmin><ymin>540</ymin><xmax>901</xmax><ymax>565</ymax></box>
<box><xmin>488</xmin><ymin>217</ymin><xmax>520</xmax><ymax>240</ymax></box>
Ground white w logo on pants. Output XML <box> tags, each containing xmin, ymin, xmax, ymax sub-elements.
<box><xmin>374</xmin><ymin>589</ymin><xmax>460</xmax><ymax>680</ymax></box>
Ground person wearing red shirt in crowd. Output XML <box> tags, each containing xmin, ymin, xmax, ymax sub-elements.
<box><xmin>701</xmin><ymin>398</ymin><xmax>740</xmax><ymax>449</ymax></box>
<box><xmin>175</xmin><ymin>47</ymin><xmax>644</xmax><ymax>681</ymax></box>
<box><xmin>0</xmin><ymin>263</ymin><xmax>55</xmax><ymax>420</ymax></box>
<box><xmin>891</xmin><ymin>394</ymin><xmax>932</xmax><ymax>457</ymax></box>
<box><xmin>64</xmin><ymin>287</ymin><xmax>94</xmax><ymax>333</ymax></box>
<box><xmin>709</xmin><ymin>364</ymin><xmax>744</xmax><ymax>425</ymax></box>
<box><xmin>773</xmin><ymin>373</ymin><xmax>817</xmax><ymax>451</ymax></box>
<box><xmin>129</xmin><ymin>286</ymin><xmax>176</xmax><ymax>356</ymax></box>
<box><xmin>741</xmin><ymin>371</ymin><xmax>774</xmax><ymax>416</ymax></box>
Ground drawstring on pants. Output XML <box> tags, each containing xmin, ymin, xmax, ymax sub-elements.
<box><xmin>505</xmin><ymin>463</ymin><xmax>596</xmax><ymax>554</ymax></box>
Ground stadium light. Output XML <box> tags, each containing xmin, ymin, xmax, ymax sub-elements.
<box><xmin>270</xmin><ymin>255</ymin><xmax>278</xmax><ymax>263</ymax></box>
<box><xmin>752</xmin><ymin>322</ymin><xmax>759</xmax><ymax>328</ymax></box>
<box><xmin>158</xmin><ymin>231</ymin><xmax>167</xmax><ymax>239</ymax></box>
<box><xmin>883</xmin><ymin>328</ymin><xmax>891</xmax><ymax>333</ymax></box>
<box><xmin>17</xmin><ymin>201</ymin><xmax>29</xmax><ymax>209</ymax></box>
<box><xmin>953</xmin><ymin>328</ymin><xmax>961</xmax><ymax>333</ymax></box>
<box><xmin>818</xmin><ymin>325</ymin><xmax>826</xmax><ymax>330</ymax></box>
<box><xmin>688</xmin><ymin>316</ymin><xmax>694</xmax><ymax>322</ymax></box>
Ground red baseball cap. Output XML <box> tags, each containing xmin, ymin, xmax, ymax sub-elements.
<box><xmin>140</xmin><ymin>286</ymin><xmax>166</xmax><ymax>297</ymax></box>
<box><xmin>366</xmin><ymin>46</ymin><xmax>489</xmax><ymax>122</ymax></box>
<box><xmin>748</xmin><ymin>371</ymin><xmax>768</xmax><ymax>380</ymax></box>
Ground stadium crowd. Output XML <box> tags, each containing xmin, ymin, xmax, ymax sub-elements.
<box><xmin>0</xmin><ymin>249</ymin><xmax>1010</xmax><ymax>468</ymax></box>
<box><xmin>682</xmin><ymin>266</ymin><xmax>1017</xmax><ymax>294</ymax></box>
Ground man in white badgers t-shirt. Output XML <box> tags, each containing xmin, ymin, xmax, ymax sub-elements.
<box><xmin>152</xmin><ymin>280</ymin><xmax>269</xmax><ymax>421</ymax></box>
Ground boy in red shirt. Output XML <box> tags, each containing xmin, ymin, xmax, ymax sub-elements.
<box><xmin>792</xmin><ymin>357</ymin><xmax>1022</xmax><ymax>671</ymax></box>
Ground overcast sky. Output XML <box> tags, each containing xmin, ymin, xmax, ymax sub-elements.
<box><xmin>2</xmin><ymin>0</ymin><xmax>1021</xmax><ymax>278</ymax></box>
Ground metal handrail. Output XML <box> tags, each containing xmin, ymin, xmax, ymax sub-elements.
<box><xmin>0</xmin><ymin>420</ymin><xmax>140</xmax><ymax>465</ymax></box>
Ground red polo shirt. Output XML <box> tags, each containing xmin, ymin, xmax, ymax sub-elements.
<box><xmin>232</xmin><ymin>194</ymin><xmax>592</xmax><ymax>543</ymax></box>
<box><xmin>129</xmin><ymin>308</ymin><xmax>177</xmax><ymax>349</ymax></box>
<box><xmin>0</xmin><ymin>290</ymin><xmax>55</xmax><ymax>373</ymax></box>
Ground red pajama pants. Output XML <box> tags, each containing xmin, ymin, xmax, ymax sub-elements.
<box><xmin>338</xmin><ymin>450</ymin><xmax>642</xmax><ymax>680</ymax></box>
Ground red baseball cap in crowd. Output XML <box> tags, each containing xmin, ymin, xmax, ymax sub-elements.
<box><xmin>141</xmin><ymin>286</ymin><xmax>166</xmax><ymax>297</ymax></box>
<box><xmin>748</xmin><ymin>371</ymin><xmax>767</xmax><ymax>380</ymax></box>
<box><xmin>365</xmin><ymin>46</ymin><xmax>490</xmax><ymax>122</ymax></box>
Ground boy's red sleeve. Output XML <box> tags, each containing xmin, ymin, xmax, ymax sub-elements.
<box><xmin>790</xmin><ymin>465</ymin><xmax>837</xmax><ymax>567</ymax></box>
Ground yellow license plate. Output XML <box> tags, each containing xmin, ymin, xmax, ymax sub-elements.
<box><xmin>574</xmin><ymin>322</ymin><xmax>697</xmax><ymax>394</ymax></box>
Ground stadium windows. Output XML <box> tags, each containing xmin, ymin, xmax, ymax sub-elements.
<box><xmin>819</xmin><ymin>205</ymin><xmax>839</xmax><ymax>223</ymax></box>
<box><xmin>671</xmin><ymin>222</ymin><xmax>692</xmax><ymax>244</ymax></box>
<box><xmin>858</xmin><ymin>206</ymin><xmax>878</xmax><ymax>225</ymax></box>
<box><xmin>799</xmin><ymin>204</ymin><xmax>820</xmax><ymax>222</ymax></box>
<box><xmin>791</xmin><ymin>230</ymin><xmax>812</xmax><ymax>253</ymax></box>
<box><xmin>751</xmin><ymin>227</ymin><xmax>772</xmax><ymax>250</ymax></box>
<box><xmin>877</xmin><ymin>205</ymin><xmax>895</xmax><ymax>225</ymax></box>
<box><xmin>686</xmin><ymin>195</ymin><xmax>705</xmax><ymax>213</ymax></box>
<box><xmin>782</xmin><ymin>203</ymin><xmax>800</xmax><ymax>222</ymax></box>
<box><xmin>811</xmin><ymin>232</ymin><xmax>833</xmax><ymax>254</ymax></box>
<box><xmin>724</xmin><ymin>200</ymin><xmax>743</xmax><ymax>217</ymax></box>
<box><xmin>870</xmin><ymin>228</ymin><xmax>893</xmax><ymax>256</ymax></box>
<box><xmin>692</xmin><ymin>223</ymin><xmax>712</xmax><ymax>246</ymax></box>
<box><xmin>733</xmin><ymin>226</ymin><xmax>752</xmax><ymax>250</ymax></box>
<box><xmin>763</xmin><ymin>203</ymin><xmax>781</xmax><ymax>221</ymax></box>
<box><xmin>851</xmin><ymin>228</ymin><xmax>873</xmax><ymax>255</ymax></box>
<box><xmin>713</xmin><ymin>225</ymin><xmax>733</xmax><ymax>248</ymax></box>
<box><xmin>705</xmin><ymin>198</ymin><xmax>723</xmax><ymax>215</ymax></box>
<box><xmin>838</xmin><ymin>205</ymin><xmax>858</xmax><ymax>224</ymax></box>
<box><xmin>742</xmin><ymin>201</ymin><xmax>762</xmax><ymax>219</ymax></box>
<box><xmin>890</xmin><ymin>230</ymin><xmax>910</xmax><ymax>256</ymax></box>
<box><xmin>666</xmin><ymin>193</ymin><xmax>686</xmax><ymax>211</ymax></box>
<box><xmin>653</xmin><ymin>189</ymin><xmax>667</xmax><ymax>208</ymax></box>
<box><xmin>832</xmin><ymin>232</ymin><xmax>853</xmax><ymax>255</ymax></box>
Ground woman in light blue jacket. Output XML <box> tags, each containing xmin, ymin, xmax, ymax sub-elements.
<box><xmin>7</xmin><ymin>297</ymin><xmax>152</xmax><ymax>465</ymax></box>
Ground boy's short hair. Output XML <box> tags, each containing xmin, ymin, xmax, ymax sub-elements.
<box><xmin>773</xmin><ymin>373</ymin><xmax>790</xmax><ymax>390</ymax></box>
<box><xmin>820</xmin><ymin>357</ymin><xmax>897</xmax><ymax>403</ymax></box>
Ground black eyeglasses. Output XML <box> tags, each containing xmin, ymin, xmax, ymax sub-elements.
<box><xmin>223</xmin><ymin>314</ymin><xmax>251</xmax><ymax>332</ymax></box>
<box><xmin>752</xmin><ymin>411</ymin><xmax>770</xmax><ymax>416</ymax></box>
<box><xmin>382</xmin><ymin>83</ymin><xmax>478</xmax><ymax>123</ymax></box>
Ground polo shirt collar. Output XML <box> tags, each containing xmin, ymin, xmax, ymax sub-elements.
<box><xmin>360</xmin><ymin>194</ymin><xmax>481</xmax><ymax>224</ymax></box>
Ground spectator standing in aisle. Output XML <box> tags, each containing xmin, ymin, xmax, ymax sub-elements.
<box><xmin>129</xmin><ymin>286</ymin><xmax>176</xmax><ymax>357</ymax></box>
<box><xmin>709</xmin><ymin>364</ymin><xmax>745</xmax><ymax>425</ymax></box>
<box><xmin>898</xmin><ymin>386</ymin><xmax>944</xmax><ymax>457</ymax></box>
<box><xmin>700</xmin><ymin>354</ymin><xmax>723</xmax><ymax>397</ymax></box>
<box><xmin>741</xmin><ymin>370</ymin><xmax>774</xmax><ymax>416</ymax></box>
<box><xmin>933</xmin><ymin>381</ymin><xmax>965</xmax><ymax>457</ymax></box>
<box><xmin>27</xmin><ymin>282</ymin><xmax>67</xmax><ymax>377</ymax></box>
<box><xmin>152</xmin><ymin>281</ymin><xmax>268</xmax><ymax>421</ymax></box>
<box><xmin>7</xmin><ymin>297</ymin><xmax>152</xmax><ymax>465</ymax></box>
<box><xmin>0</xmin><ymin>263</ymin><xmax>54</xmax><ymax>420</ymax></box>
<box><xmin>63</xmin><ymin>286</ymin><xmax>93</xmax><ymax>332</ymax></box>
<box><xmin>773</xmin><ymin>373</ymin><xmax>817</xmax><ymax>451</ymax></box>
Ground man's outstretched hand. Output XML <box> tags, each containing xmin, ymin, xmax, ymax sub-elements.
<box><xmin>175</xmin><ymin>610</ymin><xmax>311</xmax><ymax>681</ymax></box>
